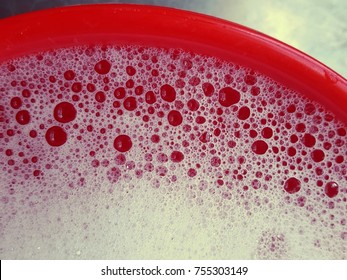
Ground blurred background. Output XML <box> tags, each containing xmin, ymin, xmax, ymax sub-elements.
<box><xmin>0</xmin><ymin>0</ymin><xmax>346</xmax><ymax>77</ymax></box>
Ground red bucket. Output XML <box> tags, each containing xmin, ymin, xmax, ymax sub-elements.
<box><xmin>0</xmin><ymin>5</ymin><xmax>346</xmax><ymax>260</ymax></box>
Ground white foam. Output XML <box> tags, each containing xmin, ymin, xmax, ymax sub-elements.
<box><xmin>0</xmin><ymin>46</ymin><xmax>346</xmax><ymax>259</ymax></box>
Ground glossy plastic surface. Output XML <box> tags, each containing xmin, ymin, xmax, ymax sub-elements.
<box><xmin>1</xmin><ymin>4</ymin><xmax>347</xmax><ymax>124</ymax></box>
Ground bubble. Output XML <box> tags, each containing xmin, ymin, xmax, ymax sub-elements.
<box><xmin>151</xmin><ymin>134</ymin><xmax>160</xmax><ymax>143</ymax></box>
<box><xmin>195</xmin><ymin>116</ymin><xmax>206</xmax><ymax>124</ymax></box>
<box><xmin>63</xmin><ymin>70</ymin><xmax>76</xmax><ymax>80</ymax></box>
<box><xmin>145</xmin><ymin>91</ymin><xmax>156</xmax><ymax>104</ymax></box>
<box><xmin>123</xmin><ymin>97</ymin><xmax>137</xmax><ymax>111</ymax></box>
<box><xmin>261</xmin><ymin>127</ymin><xmax>273</xmax><ymax>139</ymax></box>
<box><xmin>187</xmin><ymin>99</ymin><xmax>199</xmax><ymax>111</ymax></box>
<box><xmin>311</xmin><ymin>149</ymin><xmax>325</xmax><ymax>162</ymax></box>
<box><xmin>53</xmin><ymin>102</ymin><xmax>77</xmax><ymax>123</ymax></box>
<box><xmin>211</xmin><ymin>156</ymin><xmax>221</xmax><ymax>167</ymax></box>
<box><xmin>126</xmin><ymin>65</ymin><xmax>136</xmax><ymax>76</ymax></box>
<box><xmin>237</xmin><ymin>106</ymin><xmax>250</xmax><ymax>120</ymax></box>
<box><xmin>95</xmin><ymin>91</ymin><xmax>106</xmax><ymax>103</ymax></box>
<box><xmin>187</xmin><ymin>168</ymin><xmax>197</xmax><ymax>177</ymax></box>
<box><xmin>218</xmin><ymin>87</ymin><xmax>240</xmax><ymax>107</ymax></box>
<box><xmin>244</xmin><ymin>74</ymin><xmax>257</xmax><ymax>85</ymax></box>
<box><xmin>114</xmin><ymin>87</ymin><xmax>126</xmax><ymax>99</ymax></box>
<box><xmin>304</xmin><ymin>103</ymin><xmax>316</xmax><ymax>115</ymax></box>
<box><xmin>135</xmin><ymin>86</ymin><xmax>144</xmax><ymax>96</ymax></box>
<box><xmin>325</xmin><ymin>182</ymin><xmax>339</xmax><ymax>198</ymax></box>
<box><xmin>302</xmin><ymin>133</ymin><xmax>316</xmax><ymax>148</ymax></box>
<box><xmin>22</xmin><ymin>89</ymin><xmax>31</xmax><ymax>98</ymax></box>
<box><xmin>170</xmin><ymin>151</ymin><xmax>184</xmax><ymax>163</ymax></box>
<box><xmin>94</xmin><ymin>59</ymin><xmax>111</xmax><ymax>75</ymax></box>
<box><xmin>160</xmin><ymin>84</ymin><xmax>176</xmax><ymax>102</ymax></box>
<box><xmin>45</xmin><ymin>126</ymin><xmax>67</xmax><ymax>147</ymax></box>
<box><xmin>10</xmin><ymin>97</ymin><xmax>22</xmax><ymax>109</ymax></box>
<box><xmin>202</xmin><ymin>82</ymin><xmax>214</xmax><ymax>97</ymax></box>
<box><xmin>251</xmin><ymin>140</ymin><xmax>268</xmax><ymax>155</ymax></box>
<box><xmin>167</xmin><ymin>110</ymin><xmax>183</xmax><ymax>126</ymax></box>
<box><xmin>284</xmin><ymin>177</ymin><xmax>301</xmax><ymax>194</ymax></box>
<box><xmin>15</xmin><ymin>110</ymin><xmax>30</xmax><ymax>125</ymax></box>
<box><xmin>87</xmin><ymin>83</ymin><xmax>96</xmax><ymax>92</ymax></box>
<box><xmin>71</xmin><ymin>82</ymin><xmax>82</xmax><ymax>93</ymax></box>
<box><xmin>113</xmin><ymin>135</ymin><xmax>132</xmax><ymax>152</ymax></box>
<box><xmin>29</xmin><ymin>130</ymin><xmax>38</xmax><ymax>138</ymax></box>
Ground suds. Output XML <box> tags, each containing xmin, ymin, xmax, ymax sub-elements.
<box><xmin>0</xmin><ymin>46</ymin><xmax>346</xmax><ymax>259</ymax></box>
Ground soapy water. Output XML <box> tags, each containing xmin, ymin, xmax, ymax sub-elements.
<box><xmin>0</xmin><ymin>45</ymin><xmax>346</xmax><ymax>259</ymax></box>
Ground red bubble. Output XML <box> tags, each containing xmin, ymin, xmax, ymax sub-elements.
<box><xmin>115</xmin><ymin>154</ymin><xmax>126</xmax><ymax>165</ymax></box>
<box><xmin>187</xmin><ymin>99</ymin><xmax>199</xmax><ymax>111</ymax></box>
<box><xmin>113</xmin><ymin>88</ymin><xmax>126</xmax><ymax>100</ymax></box>
<box><xmin>160</xmin><ymin>84</ymin><xmax>176</xmax><ymax>102</ymax></box>
<box><xmin>188</xmin><ymin>168</ymin><xmax>197</xmax><ymax>177</ymax></box>
<box><xmin>336</xmin><ymin>155</ymin><xmax>344</xmax><ymax>164</ymax></box>
<box><xmin>212</xmin><ymin>128</ymin><xmax>220</xmax><ymax>137</ymax></box>
<box><xmin>145</xmin><ymin>91</ymin><xmax>156</xmax><ymax>104</ymax></box>
<box><xmin>126</xmin><ymin>79</ymin><xmax>134</xmax><ymax>88</ymax></box>
<box><xmin>211</xmin><ymin>156</ymin><xmax>221</xmax><ymax>167</ymax></box>
<box><xmin>53</xmin><ymin>102</ymin><xmax>77</xmax><ymax>123</ymax></box>
<box><xmin>302</xmin><ymin>133</ymin><xmax>316</xmax><ymax>147</ymax></box>
<box><xmin>218</xmin><ymin>87</ymin><xmax>240</xmax><ymax>107</ymax></box>
<box><xmin>123</xmin><ymin>97</ymin><xmax>137</xmax><ymax>111</ymax></box>
<box><xmin>64</xmin><ymin>70</ymin><xmax>75</xmax><ymax>80</ymax></box>
<box><xmin>287</xmin><ymin>147</ymin><xmax>296</xmax><ymax>157</ymax></box>
<box><xmin>199</xmin><ymin>131</ymin><xmax>210</xmax><ymax>143</ymax></box>
<box><xmin>135</xmin><ymin>86</ymin><xmax>144</xmax><ymax>95</ymax></box>
<box><xmin>261</xmin><ymin>127</ymin><xmax>273</xmax><ymax>139</ymax></box>
<box><xmin>95</xmin><ymin>91</ymin><xmax>106</xmax><ymax>103</ymax></box>
<box><xmin>304</xmin><ymin>103</ymin><xmax>316</xmax><ymax>115</ymax></box>
<box><xmin>157</xmin><ymin>153</ymin><xmax>168</xmax><ymax>163</ymax></box>
<box><xmin>71</xmin><ymin>82</ymin><xmax>82</xmax><ymax>93</ymax></box>
<box><xmin>290</xmin><ymin>134</ymin><xmax>299</xmax><ymax>143</ymax></box>
<box><xmin>284</xmin><ymin>177</ymin><xmax>301</xmax><ymax>194</ymax></box>
<box><xmin>15</xmin><ymin>110</ymin><xmax>30</xmax><ymax>125</ymax></box>
<box><xmin>29</xmin><ymin>130</ymin><xmax>37</xmax><ymax>138</ymax></box>
<box><xmin>10</xmin><ymin>97</ymin><xmax>22</xmax><ymax>109</ymax></box>
<box><xmin>189</xmin><ymin>76</ymin><xmax>200</xmax><ymax>86</ymax></box>
<box><xmin>311</xmin><ymin>149</ymin><xmax>325</xmax><ymax>162</ymax></box>
<box><xmin>337</xmin><ymin>128</ymin><xmax>346</xmax><ymax>136</ymax></box>
<box><xmin>45</xmin><ymin>126</ymin><xmax>67</xmax><ymax>147</ymax></box>
<box><xmin>251</xmin><ymin>140</ymin><xmax>268</xmax><ymax>155</ymax></box>
<box><xmin>244</xmin><ymin>74</ymin><xmax>257</xmax><ymax>85</ymax></box>
<box><xmin>325</xmin><ymin>182</ymin><xmax>339</xmax><ymax>198</ymax></box>
<box><xmin>237</xmin><ymin>106</ymin><xmax>250</xmax><ymax>120</ymax></box>
<box><xmin>87</xmin><ymin>83</ymin><xmax>96</xmax><ymax>92</ymax></box>
<box><xmin>151</xmin><ymin>134</ymin><xmax>160</xmax><ymax>143</ymax></box>
<box><xmin>170</xmin><ymin>151</ymin><xmax>184</xmax><ymax>163</ymax></box>
<box><xmin>202</xmin><ymin>82</ymin><xmax>214</xmax><ymax>97</ymax></box>
<box><xmin>295</xmin><ymin>123</ymin><xmax>306</xmax><ymax>132</ymax></box>
<box><xmin>195</xmin><ymin>116</ymin><xmax>206</xmax><ymax>124</ymax></box>
<box><xmin>113</xmin><ymin>134</ymin><xmax>132</xmax><ymax>152</ymax></box>
<box><xmin>126</xmin><ymin>66</ymin><xmax>136</xmax><ymax>76</ymax></box>
<box><xmin>168</xmin><ymin>110</ymin><xmax>183</xmax><ymax>126</ymax></box>
<box><xmin>287</xmin><ymin>104</ymin><xmax>296</xmax><ymax>113</ymax></box>
<box><xmin>94</xmin><ymin>60</ymin><xmax>111</xmax><ymax>74</ymax></box>
<box><xmin>22</xmin><ymin>89</ymin><xmax>31</xmax><ymax>98</ymax></box>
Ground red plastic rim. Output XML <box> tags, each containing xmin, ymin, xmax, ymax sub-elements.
<box><xmin>1</xmin><ymin>4</ymin><xmax>347</xmax><ymax>124</ymax></box>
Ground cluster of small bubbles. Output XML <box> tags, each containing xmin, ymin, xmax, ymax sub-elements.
<box><xmin>0</xmin><ymin>45</ymin><xmax>346</xmax><ymax>259</ymax></box>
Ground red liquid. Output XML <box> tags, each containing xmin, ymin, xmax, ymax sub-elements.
<box><xmin>0</xmin><ymin>46</ymin><xmax>346</xmax><ymax>259</ymax></box>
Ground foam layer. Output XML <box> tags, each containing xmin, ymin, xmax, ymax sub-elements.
<box><xmin>0</xmin><ymin>46</ymin><xmax>346</xmax><ymax>259</ymax></box>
